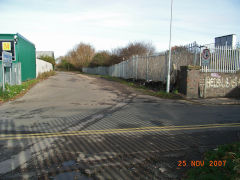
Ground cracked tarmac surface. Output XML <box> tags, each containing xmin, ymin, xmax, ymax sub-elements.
<box><xmin>0</xmin><ymin>71</ymin><xmax>240</xmax><ymax>179</ymax></box>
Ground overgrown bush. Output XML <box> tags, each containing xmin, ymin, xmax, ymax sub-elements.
<box><xmin>89</xmin><ymin>51</ymin><xmax>111</xmax><ymax>67</ymax></box>
<box><xmin>56</xmin><ymin>59</ymin><xmax>75</xmax><ymax>71</ymax></box>
<box><xmin>66</xmin><ymin>43</ymin><xmax>95</xmax><ymax>69</ymax></box>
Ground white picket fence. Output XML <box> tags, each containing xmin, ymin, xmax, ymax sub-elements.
<box><xmin>201</xmin><ymin>46</ymin><xmax>240</xmax><ymax>73</ymax></box>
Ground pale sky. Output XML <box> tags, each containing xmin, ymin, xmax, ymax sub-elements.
<box><xmin>1</xmin><ymin>0</ymin><xmax>239</xmax><ymax>57</ymax></box>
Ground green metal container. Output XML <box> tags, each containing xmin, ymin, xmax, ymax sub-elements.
<box><xmin>0</xmin><ymin>33</ymin><xmax>36</xmax><ymax>82</ymax></box>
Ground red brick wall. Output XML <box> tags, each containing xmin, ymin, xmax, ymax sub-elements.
<box><xmin>179</xmin><ymin>66</ymin><xmax>240</xmax><ymax>98</ymax></box>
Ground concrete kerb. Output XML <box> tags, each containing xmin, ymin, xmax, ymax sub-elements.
<box><xmin>184</xmin><ymin>97</ymin><xmax>240</xmax><ymax>106</ymax></box>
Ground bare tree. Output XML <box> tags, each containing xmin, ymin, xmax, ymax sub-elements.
<box><xmin>117</xmin><ymin>41</ymin><xmax>155</xmax><ymax>60</ymax></box>
<box><xmin>62</xmin><ymin>41</ymin><xmax>156</xmax><ymax>69</ymax></box>
<box><xmin>64</xmin><ymin>43</ymin><xmax>95</xmax><ymax>69</ymax></box>
<box><xmin>74</xmin><ymin>43</ymin><xmax>95</xmax><ymax>68</ymax></box>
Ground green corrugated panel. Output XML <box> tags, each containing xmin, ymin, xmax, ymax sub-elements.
<box><xmin>16</xmin><ymin>34</ymin><xmax>36</xmax><ymax>81</ymax></box>
<box><xmin>0</xmin><ymin>33</ymin><xmax>36</xmax><ymax>82</ymax></box>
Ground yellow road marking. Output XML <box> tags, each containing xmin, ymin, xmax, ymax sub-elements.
<box><xmin>1</xmin><ymin>122</ymin><xmax>240</xmax><ymax>137</ymax></box>
<box><xmin>0</xmin><ymin>123</ymin><xmax>239</xmax><ymax>140</ymax></box>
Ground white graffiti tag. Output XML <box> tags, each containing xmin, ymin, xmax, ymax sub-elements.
<box><xmin>206</xmin><ymin>76</ymin><xmax>239</xmax><ymax>88</ymax></box>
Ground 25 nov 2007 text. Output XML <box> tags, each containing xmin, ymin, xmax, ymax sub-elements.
<box><xmin>177</xmin><ymin>160</ymin><xmax>226</xmax><ymax>167</ymax></box>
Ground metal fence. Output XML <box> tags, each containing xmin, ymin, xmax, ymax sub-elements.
<box><xmin>83</xmin><ymin>43</ymin><xmax>200</xmax><ymax>84</ymax></box>
<box><xmin>0</xmin><ymin>62</ymin><xmax>22</xmax><ymax>87</ymax></box>
<box><xmin>201</xmin><ymin>46</ymin><xmax>240</xmax><ymax>73</ymax></box>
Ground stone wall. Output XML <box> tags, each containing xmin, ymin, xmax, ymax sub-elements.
<box><xmin>179</xmin><ymin>66</ymin><xmax>240</xmax><ymax>98</ymax></box>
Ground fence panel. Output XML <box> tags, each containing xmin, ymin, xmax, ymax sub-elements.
<box><xmin>201</xmin><ymin>46</ymin><xmax>240</xmax><ymax>73</ymax></box>
<box><xmin>137</xmin><ymin>56</ymin><xmax>146</xmax><ymax>80</ymax></box>
<box><xmin>147</xmin><ymin>55</ymin><xmax>165</xmax><ymax>82</ymax></box>
<box><xmin>82</xmin><ymin>42</ymin><xmax>202</xmax><ymax>84</ymax></box>
<box><xmin>0</xmin><ymin>62</ymin><xmax>21</xmax><ymax>87</ymax></box>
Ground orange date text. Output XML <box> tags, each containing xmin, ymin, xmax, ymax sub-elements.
<box><xmin>177</xmin><ymin>160</ymin><xmax>226</xmax><ymax>167</ymax></box>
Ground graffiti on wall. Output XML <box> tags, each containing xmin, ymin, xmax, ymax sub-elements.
<box><xmin>205</xmin><ymin>73</ymin><xmax>240</xmax><ymax>89</ymax></box>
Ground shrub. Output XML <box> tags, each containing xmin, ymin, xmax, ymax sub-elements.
<box><xmin>56</xmin><ymin>60</ymin><xmax>75</xmax><ymax>71</ymax></box>
<box><xmin>89</xmin><ymin>51</ymin><xmax>111</xmax><ymax>67</ymax></box>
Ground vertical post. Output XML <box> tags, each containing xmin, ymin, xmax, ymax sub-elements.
<box><xmin>136</xmin><ymin>55</ymin><xmax>138</xmax><ymax>79</ymax></box>
<box><xmin>121</xmin><ymin>62</ymin><xmax>123</xmax><ymax>77</ymax></box>
<box><xmin>146</xmin><ymin>55</ymin><xmax>149</xmax><ymax>81</ymax></box>
<box><xmin>194</xmin><ymin>41</ymin><xmax>197</xmax><ymax>65</ymax></box>
<box><xmin>166</xmin><ymin>0</ymin><xmax>173</xmax><ymax>93</ymax></box>
<box><xmin>216</xmin><ymin>47</ymin><xmax>218</xmax><ymax>72</ymax></box>
<box><xmin>2</xmin><ymin>62</ymin><xmax>5</xmax><ymax>91</ymax></box>
<box><xmin>122</xmin><ymin>61</ymin><xmax>124</xmax><ymax>78</ymax></box>
<box><xmin>222</xmin><ymin>46</ymin><xmax>224</xmax><ymax>72</ymax></box>
<box><xmin>123</xmin><ymin>61</ymin><xmax>125</xmax><ymax>78</ymax></box>
<box><xmin>199</xmin><ymin>46</ymin><xmax>202</xmax><ymax>66</ymax></box>
<box><xmin>219</xmin><ymin>47</ymin><xmax>222</xmax><ymax>72</ymax></box>
<box><xmin>118</xmin><ymin>63</ymin><xmax>119</xmax><ymax>77</ymax></box>
<box><xmin>233</xmin><ymin>48</ymin><xmax>235</xmax><ymax>72</ymax></box>
<box><xmin>214</xmin><ymin>48</ymin><xmax>218</xmax><ymax>72</ymax></box>
<box><xmin>10</xmin><ymin>66</ymin><xmax>12</xmax><ymax>85</ymax></box>
<box><xmin>16</xmin><ymin>66</ymin><xmax>17</xmax><ymax>85</ymax></box>
<box><xmin>132</xmin><ymin>57</ymin><xmax>134</xmax><ymax>79</ymax></box>
<box><xmin>237</xmin><ymin>49</ymin><xmax>240</xmax><ymax>71</ymax></box>
<box><xmin>232</xmin><ymin>48</ymin><xmax>234</xmax><ymax>72</ymax></box>
<box><xmin>119</xmin><ymin>62</ymin><xmax>121</xmax><ymax>77</ymax></box>
<box><xmin>226</xmin><ymin>46</ymin><xmax>229</xmax><ymax>73</ymax></box>
<box><xmin>120</xmin><ymin>63</ymin><xmax>121</xmax><ymax>77</ymax></box>
<box><xmin>19</xmin><ymin>63</ymin><xmax>21</xmax><ymax>85</ymax></box>
<box><xmin>236</xmin><ymin>48</ymin><xmax>238</xmax><ymax>72</ymax></box>
<box><xmin>210</xmin><ymin>47</ymin><xmax>212</xmax><ymax>72</ymax></box>
<box><xmin>213</xmin><ymin>47</ymin><xmax>215</xmax><ymax>72</ymax></box>
<box><xmin>230</xmin><ymin>47</ymin><xmax>232</xmax><ymax>73</ymax></box>
<box><xmin>204</xmin><ymin>75</ymin><xmax>207</xmax><ymax>98</ymax></box>
<box><xmin>223</xmin><ymin>45</ymin><xmax>226</xmax><ymax>73</ymax></box>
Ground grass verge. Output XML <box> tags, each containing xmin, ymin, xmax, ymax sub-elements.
<box><xmin>86</xmin><ymin>74</ymin><xmax>182</xmax><ymax>99</ymax></box>
<box><xmin>185</xmin><ymin>142</ymin><xmax>240</xmax><ymax>180</ymax></box>
<box><xmin>0</xmin><ymin>71</ymin><xmax>56</xmax><ymax>102</ymax></box>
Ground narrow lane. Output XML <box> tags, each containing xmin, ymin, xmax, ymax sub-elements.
<box><xmin>0</xmin><ymin>72</ymin><xmax>239</xmax><ymax>179</ymax></box>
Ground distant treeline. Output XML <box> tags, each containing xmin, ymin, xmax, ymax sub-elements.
<box><xmin>56</xmin><ymin>41</ymin><xmax>155</xmax><ymax>71</ymax></box>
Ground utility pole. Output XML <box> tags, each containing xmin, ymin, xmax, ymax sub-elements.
<box><xmin>166</xmin><ymin>0</ymin><xmax>173</xmax><ymax>93</ymax></box>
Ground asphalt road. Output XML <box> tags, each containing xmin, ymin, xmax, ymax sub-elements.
<box><xmin>0</xmin><ymin>71</ymin><xmax>240</xmax><ymax>180</ymax></box>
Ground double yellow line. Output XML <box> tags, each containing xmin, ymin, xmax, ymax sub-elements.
<box><xmin>0</xmin><ymin>122</ymin><xmax>240</xmax><ymax>140</ymax></box>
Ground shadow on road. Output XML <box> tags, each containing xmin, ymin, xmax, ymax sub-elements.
<box><xmin>1</xmin><ymin>117</ymin><xmax>240</xmax><ymax>179</ymax></box>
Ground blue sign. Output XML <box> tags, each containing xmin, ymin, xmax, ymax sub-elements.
<box><xmin>2</xmin><ymin>51</ymin><xmax>12</xmax><ymax>67</ymax></box>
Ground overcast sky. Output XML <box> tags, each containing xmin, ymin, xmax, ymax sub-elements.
<box><xmin>1</xmin><ymin>0</ymin><xmax>239</xmax><ymax>57</ymax></box>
